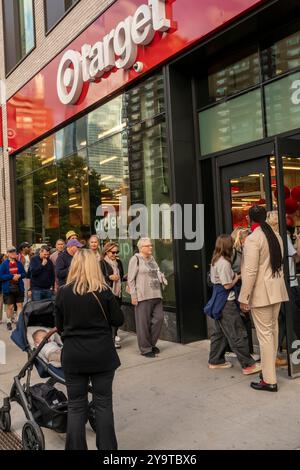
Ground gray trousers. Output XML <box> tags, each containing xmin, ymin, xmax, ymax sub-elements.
<box><xmin>135</xmin><ymin>299</ymin><xmax>164</xmax><ymax>354</ymax></box>
<box><xmin>209</xmin><ymin>300</ymin><xmax>255</xmax><ymax>369</ymax></box>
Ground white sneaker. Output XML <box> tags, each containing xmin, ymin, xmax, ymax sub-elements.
<box><xmin>115</xmin><ymin>336</ymin><xmax>121</xmax><ymax>343</ymax></box>
<box><xmin>225</xmin><ymin>352</ymin><xmax>237</xmax><ymax>358</ymax></box>
<box><xmin>208</xmin><ymin>362</ymin><xmax>232</xmax><ymax>369</ymax></box>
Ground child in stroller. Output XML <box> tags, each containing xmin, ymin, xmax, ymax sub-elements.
<box><xmin>0</xmin><ymin>299</ymin><xmax>96</xmax><ymax>450</ymax></box>
<box><xmin>33</xmin><ymin>329</ymin><xmax>62</xmax><ymax>368</ymax></box>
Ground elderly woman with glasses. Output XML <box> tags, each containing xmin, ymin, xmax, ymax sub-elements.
<box><xmin>100</xmin><ymin>242</ymin><xmax>125</xmax><ymax>348</ymax></box>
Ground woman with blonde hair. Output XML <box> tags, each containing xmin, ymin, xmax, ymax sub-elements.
<box><xmin>55</xmin><ymin>249</ymin><xmax>124</xmax><ymax>450</ymax></box>
<box><xmin>88</xmin><ymin>234</ymin><xmax>101</xmax><ymax>261</ymax></box>
<box><xmin>231</xmin><ymin>227</ymin><xmax>250</xmax><ymax>275</ymax></box>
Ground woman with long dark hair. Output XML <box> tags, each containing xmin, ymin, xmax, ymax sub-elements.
<box><xmin>239</xmin><ymin>205</ymin><xmax>289</xmax><ymax>392</ymax></box>
<box><xmin>206</xmin><ymin>235</ymin><xmax>261</xmax><ymax>375</ymax></box>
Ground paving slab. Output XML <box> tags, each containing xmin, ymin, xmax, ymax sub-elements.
<box><xmin>1</xmin><ymin>324</ymin><xmax>300</xmax><ymax>450</ymax></box>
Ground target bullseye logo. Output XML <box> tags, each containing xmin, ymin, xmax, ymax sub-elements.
<box><xmin>56</xmin><ymin>0</ymin><xmax>171</xmax><ymax>105</ymax></box>
<box><xmin>57</xmin><ymin>50</ymin><xmax>83</xmax><ymax>105</ymax></box>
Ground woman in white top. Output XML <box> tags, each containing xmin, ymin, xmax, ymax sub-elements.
<box><xmin>208</xmin><ymin>235</ymin><xmax>261</xmax><ymax>376</ymax></box>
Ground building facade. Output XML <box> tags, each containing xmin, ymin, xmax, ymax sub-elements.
<box><xmin>1</xmin><ymin>0</ymin><xmax>300</xmax><ymax>376</ymax></box>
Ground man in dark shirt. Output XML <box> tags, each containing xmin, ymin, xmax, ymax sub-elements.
<box><xmin>29</xmin><ymin>245</ymin><xmax>55</xmax><ymax>301</ymax></box>
<box><xmin>56</xmin><ymin>239</ymin><xmax>83</xmax><ymax>288</ymax></box>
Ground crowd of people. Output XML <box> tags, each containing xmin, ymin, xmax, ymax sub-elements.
<box><xmin>0</xmin><ymin>232</ymin><xmax>167</xmax><ymax>450</ymax></box>
<box><xmin>205</xmin><ymin>205</ymin><xmax>297</xmax><ymax>393</ymax></box>
<box><xmin>0</xmin><ymin>204</ymin><xmax>298</xmax><ymax>448</ymax></box>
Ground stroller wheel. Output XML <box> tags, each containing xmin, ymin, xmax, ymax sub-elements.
<box><xmin>0</xmin><ymin>411</ymin><xmax>11</xmax><ymax>432</ymax></box>
<box><xmin>88</xmin><ymin>401</ymin><xmax>96</xmax><ymax>433</ymax></box>
<box><xmin>22</xmin><ymin>421</ymin><xmax>45</xmax><ymax>451</ymax></box>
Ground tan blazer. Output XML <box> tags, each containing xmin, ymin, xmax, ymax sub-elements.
<box><xmin>239</xmin><ymin>227</ymin><xmax>289</xmax><ymax>308</ymax></box>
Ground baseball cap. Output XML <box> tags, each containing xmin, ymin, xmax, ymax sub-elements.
<box><xmin>66</xmin><ymin>230</ymin><xmax>78</xmax><ymax>240</ymax></box>
<box><xmin>7</xmin><ymin>246</ymin><xmax>17</xmax><ymax>253</ymax></box>
<box><xmin>19</xmin><ymin>242</ymin><xmax>31</xmax><ymax>250</ymax></box>
<box><xmin>67</xmin><ymin>239</ymin><xmax>83</xmax><ymax>248</ymax></box>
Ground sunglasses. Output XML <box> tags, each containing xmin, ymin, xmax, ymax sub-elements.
<box><xmin>110</xmin><ymin>251</ymin><xmax>119</xmax><ymax>255</ymax></box>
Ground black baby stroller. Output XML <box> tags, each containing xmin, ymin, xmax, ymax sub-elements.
<box><xmin>0</xmin><ymin>299</ymin><xmax>96</xmax><ymax>450</ymax></box>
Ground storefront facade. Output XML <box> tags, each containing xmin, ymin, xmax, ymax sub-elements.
<box><xmin>2</xmin><ymin>0</ymin><xmax>300</xmax><ymax>374</ymax></box>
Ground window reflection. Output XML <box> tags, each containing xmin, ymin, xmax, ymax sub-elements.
<box><xmin>262</xmin><ymin>26</ymin><xmax>300</xmax><ymax>80</ymax></box>
<box><xmin>45</xmin><ymin>0</ymin><xmax>80</xmax><ymax>32</ymax></box>
<box><xmin>15</xmin><ymin>73</ymin><xmax>175</xmax><ymax>306</ymax></box>
<box><xmin>16</xmin><ymin>166</ymin><xmax>60</xmax><ymax>244</ymax></box>
<box><xmin>87</xmin><ymin>96</ymin><xmax>126</xmax><ymax>147</ymax></box>
<box><xmin>198</xmin><ymin>50</ymin><xmax>260</xmax><ymax>107</ymax></box>
<box><xmin>57</xmin><ymin>151</ymin><xmax>90</xmax><ymax>241</ymax></box>
<box><xmin>3</xmin><ymin>0</ymin><xmax>35</xmax><ymax>73</ymax></box>
<box><xmin>199</xmin><ymin>89</ymin><xmax>263</xmax><ymax>155</ymax></box>
<box><xmin>55</xmin><ymin>117</ymin><xmax>87</xmax><ymax>159</ymax></box>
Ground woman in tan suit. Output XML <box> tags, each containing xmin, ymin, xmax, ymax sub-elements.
<box><xmin>239</xmin><ymin>205</ymin><xmax>289</xmax><ymax>392</ymax></box>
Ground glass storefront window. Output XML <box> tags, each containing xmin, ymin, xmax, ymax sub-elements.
<box><xmin>127</xmin><ymin>118</ymin><xmax>175</xmax><ymax>306</ymax></box>
<box><xmin>15</xmin><ymin>72</ymin><xmax>175</xmax><ymax>307</ymax></box>
<box><xmin>55</xmin><ymin>116</ymin><xmax>87</xmax><ymax>159</ymax></box>
<box><xmin>199</xmin><ymin>89</ymin><xmax>263</xmax><ymax>155</ymax></box>
<box><xmin>126</xmin><ymin>74</ymin><xmax>165</xmax><ymax>124</ymax></box>
<box><xmin>57</xmin><ymin>150</ymin><xmax>90</xmax><ymax>242</ymax></box>
<box><xmin>261</xmin><ymin>25</ymin><xmax>300</xmax><ymax>81</ymax></box>
<box><xmin>16</xmin><ymin>165</ymin><xmax>60</xmax><ymax>245</ymax></box>
<box><xmin>87</xmin><ymin>96</ymin><xmax>126</xmax><ymax>147</ymax></box>
<box><xmin>198</xmin><ymin>51</ymin><xmax>260</xmax><ymax>107</ymax></box>
<box><xmin>265</xmin><ymin>71</ymin><xmax>300</xmax><ymax>136</ymax></box>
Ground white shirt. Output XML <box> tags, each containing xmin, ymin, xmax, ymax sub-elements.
<box><xmin>24</xmin><ymin>255</ymin><xmax>30</xmax><ymax>273</ymax></box>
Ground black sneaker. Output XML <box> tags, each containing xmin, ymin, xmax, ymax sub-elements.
<box><xmin>152</xmin><ymin>347</ymin><xmax>160</xmax><ymax>354</ymax></box>
<box><xmin>7</xmin><ymin>322</ymin><xmax>12</xmax><ymax>331</ymax></box>
<box><xmin>142</xmin><ymin>351</ymin><xmax>156</xmax><ymax>358</ymax></box>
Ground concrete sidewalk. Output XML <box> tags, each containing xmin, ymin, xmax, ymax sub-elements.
<box><xmin>1</xmin><ymin>323</ymin><xmax>300</xmax><ymax>450</ymax></box>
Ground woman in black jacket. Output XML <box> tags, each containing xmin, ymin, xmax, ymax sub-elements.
<box><xmin>55</xmin><ymin>249</ymin><xmax>124</xmax><ymax>451</ymax></box>
<box><xmin>100</xmin><ymin>242</ymin><xmax>125</xmax><ymax>348</ymax></box>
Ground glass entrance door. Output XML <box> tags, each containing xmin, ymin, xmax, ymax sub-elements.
<box><xmin>218</xmin><ymin>146</ymin><xmax>300</xmax><ymax>378</ymax></box>
<box><xmin>275</xmin><ymin>137</ymin><xmax>300</xmax><ymax>377</ymax></box>
<box><xmin>221</xmin><ymin>157</ymin><xmax>273</xmax><ymax>233</ymax></box>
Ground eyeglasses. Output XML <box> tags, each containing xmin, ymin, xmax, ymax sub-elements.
<box><xmin>111</xmin><ymin>251</ymin><xmax>119</xmax><ymax>255</ymax></box>
<box><xmin>142</xmin><ymin>245</ymin><xmax>153</xmax><ymax>248</ymax></box>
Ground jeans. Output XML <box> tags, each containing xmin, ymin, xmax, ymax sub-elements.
<box><xmin>31</xmin><ymin>289</ymin><xmax>53</xmax><ymax>301</ymax></box>
<box><xmin>209</xmin><ymin>300</ymin><xmax>255</xmax><ymax>369</ymax></box>
<box><xmin>64</xmin><ymin>370</ymin><xmax>117</xmax><ymax>450</ymax></box>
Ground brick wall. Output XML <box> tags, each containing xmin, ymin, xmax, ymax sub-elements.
<box><xmin>0</xmin><ymin>0</ymin><xmax>115</xmax><ymax>251</ymax></box>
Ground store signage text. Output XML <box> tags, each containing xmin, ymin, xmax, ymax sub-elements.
<box><xmin>291</xmin><ymin>79</ymin><xmax>300</xmax><ymax>104</ymax></box>
<box><xmin>57</xmin><ymin>0</ymin><xmax>171</xmax><ymax>105</ymax></box>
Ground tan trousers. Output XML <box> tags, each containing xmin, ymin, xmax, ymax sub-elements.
<box><xmin>251</xmin><ymin>303</ymin><xmax>281</xmax><ymax>385</ymax></box>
